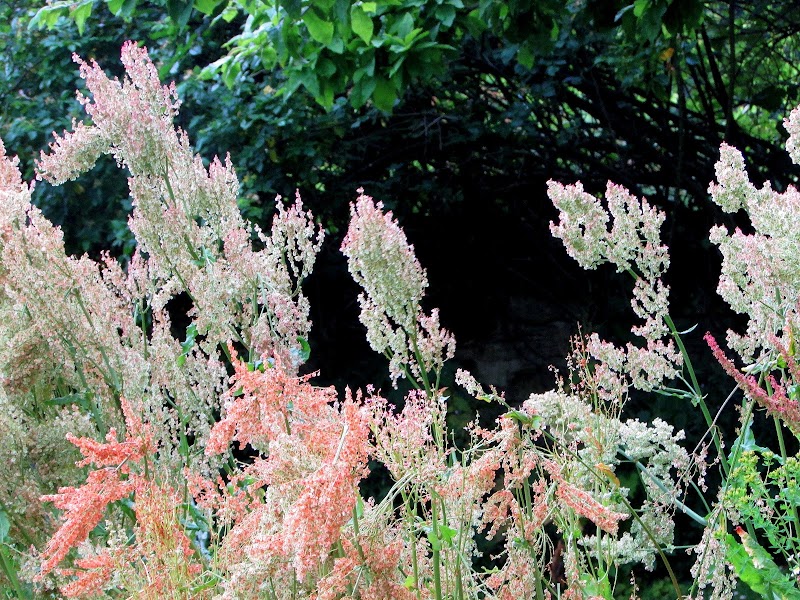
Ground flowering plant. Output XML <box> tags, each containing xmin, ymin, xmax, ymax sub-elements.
<box><xmin>0</xmin><ymin>41</ymin><xmax>799</xmax><ymax>599</ymax></box>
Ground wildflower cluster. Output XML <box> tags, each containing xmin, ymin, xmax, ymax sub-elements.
<box><xmin>548</xmin><ymin>180</ymin><xmax>680</xmax><ymax>393</ymax></box>
<box><xmin>3</xmin><ymin>40</ymin><xmax>800</xmax><ymax>600</ymax></box>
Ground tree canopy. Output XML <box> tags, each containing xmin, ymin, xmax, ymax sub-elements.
<box><xmin>14</xmin><ymin>1</ymin><xmax>800</xmax><ymax>222</ymax></box>
<box><xmin>4</xmin><ymin>0</ymin><xmax>800</xmax><ymax>397</ymax></box>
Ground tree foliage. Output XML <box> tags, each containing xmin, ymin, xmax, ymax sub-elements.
<box><xmin>15</xmin><ymin>1</ymin><xmax>800</xmax><ymax>224</ymax></box>
<box><xmin>5</xmin><ymin>0</ymin><xmax>800</xmax><ymax>397</ymax></box>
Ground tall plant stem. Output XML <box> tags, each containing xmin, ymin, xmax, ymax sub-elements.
<box><xmin>664</xmin><ymin>313</ymin><xmax>729</xmax><ymax>477</ymax></box>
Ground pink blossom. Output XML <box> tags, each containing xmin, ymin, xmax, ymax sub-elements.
<box><xmin>705</xmin><ymin>332</ymin><xmax>800</xmax><ymax>434</ymax></box>
<box><xmin>546</xmin><ymin>461</ymin><xmax>628</xmax><ymax>536</ymax></box>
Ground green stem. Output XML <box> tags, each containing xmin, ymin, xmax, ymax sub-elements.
<box><xmin>431</xmin><ymin>497</ymin><xmax>443</xmax><ymax>600</ymax></box>
<box><xmin>351</xmin><ymin>503</ymin><xmax>368</xmax><ymax>566</ymax></box>
<box><xmin>663</xmin><ymin>313</ymin><xmax>729</xmax><ymax>477</ymax></box>
<box><xmin>401</xmin><ymin>487</ymin><xmax>422</xmax><ymax>600</ymax></box>
<box><xmin>543</xmin><ymin>429</ymin><xmax>683</xmax><ymax>599</ymax></box>
<box><xmin>627</xmin><ymin>454</ymin><xmax>707</xmax><ymax>526</ymax></box>
<box><xmin>0</xmin><ymin>546</ymin><xmax>25</xmax><ymax>599</ymax></box>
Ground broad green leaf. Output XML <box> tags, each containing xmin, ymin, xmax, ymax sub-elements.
<box><xmin>434</xmin><ymin>4</ymin><xmax>456</xmax><ymax>27</ymax></box>
<box><xmin>222</xmin><ymin>59</ymin><xmax>242</xmax><ymax>88</ymax></box>
<box><xmin>298</xmin><ymin>69</ymin><xmax>321</xmax><ymax>97</ymax></box>
<box><xmin>118</xmin><ymin>0</ymin><xmax>138</xmax><ymax>17</ymax></box>
<box><xmin>221</xmin><ymin>4</ymin><xmax>238</xmax><ymax>21</ymax></box>
<box><xmin>465</xmin><ymin>8</ymin><xmax>487</xmax><ymax>37</ymax></box>
<box><xmin>194</xmin><ymin>0</ymin><xmax>223</xmax><ymax>16</ymax></box>
<box><xmin>303</xmin><ymin>8</ymin><xmax>334</xmax><ymax>45</ymax></box>
<box><xmin>633</xmin><ymin>0</ymin><xmax>650</xmax><ymax>18</ymax></box>
<box><xmin>317</xmin><ymin>84</ymin><xmax>335</xmax><ymax>110</ymax></box>
<box><xmin>392</xmin><ymin>12</ymin><xmax>415</xmax><ymax>39</ymax></box>
<box><xmin>349</xmin><ymin>78</ymin><xmax>373</xmax><ymax>108</ymax></box>
<box><xmin>28</xmin><ymin>4</ymin><xmax>68</xmax><ymax>30</ymax></box>
<box><xmin>281</xmin><ymin>0</ymin><xmax>302</xmax><ymax>19</ymax></box>
<box><xmin>107</xmin><ymin>0</ymin><xmax>125</xmax><ymax>14</ymax></box>
<box><xmin>261</xmin><ymin>45</ymin><xmax>278</xmax><ymax>69</ymax></box>
<box><xmin>350</xmin><ymin>5</ymin><xmax>373</xmax><ymax>44</ymax></box>
<box><xmin>70</xmin><ymin>2</ymin><xmax>92</xmax><ymax>35</ymax></box>
<box><xmin>372</xmin><ymin>76</ymin><xmax>396</xmax><ymax>112</ymax></box>
<box><xmin>725</xmin><ymin>530</ymin><xmax>800</xmax><ymax>599</ymax></box>
<box><xmin>517</xmin><ymin>44</ymin><xmax>534</xmax><ymax>69</ymax></box>
<box><xmin>166</xmin><ymin>0</ymin><xmax>193</xmax><ymax>27</ymax></box>
<box><xmin>327</xmin><ymin>36</ymin><xmax>344</xmax><ymax>53</ymax></box>
<box><xmin>426</xmin><ymin>531</ymin><xmax>441</xmax><ymax>551</ymax></box>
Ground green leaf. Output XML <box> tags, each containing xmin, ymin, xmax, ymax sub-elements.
<box><xmin>633</xmin><ymin>0</ymin><xmax>650</xmax><ymax>18</ymax></box>
<box><xmin>260</xmin><ymin>45</ymin><xmax>278</xmax><ymax>69</ymax></box>
<box><xmin>297</xmin><ymin>69</ymin><xmax>321</xmax><ymax>97</ymax></box>
<box><xmin>327</xmin><ymin>36</ymin><xmax>345</xmax><ymax>53</ymax></box>
<box><xmin>107</xmin><ymin>0</ymin><xmax>125</xmax><ymax>14</ymax></box>
<box><xmin>391</xmin><ymin>12</ymin><xmax>415</xmax><ymax>38</ymax></box>
<box><xmin>505</xmin><ymin>409</ymin><xmax>541</xmax><ymax>427</ymax></box>
<box><xmin>372</xmin><ymin>76</ymin><xmax>396</xmax><ymax>112</ymax></box>
<box><xmin>28</xmin><ymin>4</ymin><xmax>66</xmax><ymax>30</ymax></box>
<box><xmin>729</xmin><ymin>417</ymin><xmax>775</xmax><ymax>464</ymax></box>
<box><xmin>179</xmin><ymin>431</ymin><xmax>189</xmax><ymax>457</ymax></box>
<box><xmin>426</xmin><ymin>531</ymin><xmax>441</xmax><ymax>551</ymax></box>
<box><xmin>725</xmin><ymin>530</ymin><xmax>800</xmax><ymax>599</ymax></box>
<box><xmin>303</xmin><ymin>8</ymin><xmax>335</xmax><ymax>45</ymax></box>
<box><xmin>281</xmin><ymin>0</ymin><xmax>302</xmax><ymax>19</ymax></box>
<box><xmin>71</xmin><ymin>0</ymin><xmax>92</xmax><ymax>33</ymax></box>
<box><xmin>221</xmin><ymin>4</ymin><xmax>237</xmax><ymax>21</ymax></box>
<box><xmin>350</xmin><ymin>77</ymin><xmax>376</xmax><ymax>109</ymax></box>
<box><xmin>191</xmin><ymin>574</ymin><xmax>223</xmax><ymax>593</ymax></box>
<box><xmin>44</xmin><ymin>392</ymin><xmax>92</xmax><ymax>410</ymax></box>
<box><xmin>0</xmin><ymin>511</ymin><xmax>9</xmax><ymax>544</ymax></box>
<box><xmin>222</xmin><ymin>59</ymin><xmax>242</xmax><ymax>88</ymax></box>
<box><xmin>178</xmin><ymin>323</ymin><xmax>198</xmax><ymax>366</ymax></box>
<box><xmin>439</xmin><ymin>524</ymin><xmax>457</xmax><ymax>545</ymax></box>
<box><xmin>434</xmin><ymin>4</ymin><xmax>456</xmax><ymax>27</ymax></box>
<box><xmin>517</xmin><ymin>44</ymin><xmax>534</xmax><ymax>69</ymax></box>
<box><xmin>296</xmin><ymin>336</ymin><xmax>311</xmax><ymax>362</ymax></box>
<box><xmin>350</xmin><ymin>5</ymin><xmax>373</xmax><ymax>44</ymax></box>
<box><xmin>118</xmin><ymin>0</ymin><xmax>138</xmax><ymax>17</ymax></box>
<box><xmin>193</xmin><ymin>0</ymin><xmax>223</xmax><ymax>16</ymax></box>
<box><xmin>166</xmin><ymin>0</ymin><xmax>194</xmax><ymax>26</ymax></box>
<box><xmin>191</xmin><ymin>246</ymin><xmax>217</xmax><ymax>267</ymax></box>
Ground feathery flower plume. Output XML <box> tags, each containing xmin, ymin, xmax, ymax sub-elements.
<box><xmin>705</xmin><ymin>332</ymin><xmax>800</xmax><ymax>434</ymax></box>
<box><xmin>205</xmin><ymin>349</ymin><xmax>372</xmax><ymax>588</ymax></box>
<box><xmin>548</xmin><ymin>180</ymin><xmax>680</xmax><ymax>392</ymax></box>
<box><xmin>38</xmin><ymin>398</ymin><xmax>151</xmax><ymax>579</ymax></box>
<box><xmin>546</xmin><ymin>461</ymin><xmax>629</xmax><ymax>536</ymax></box>
<box><xmin>707</xmin><ymin>142</ymin><xmax>800</xmax><ymax>362</ymax></box>
<box><xmin>342</xmin><ymin>189</ymin><xmax>455</xmax><ymax>386</ymax></box>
